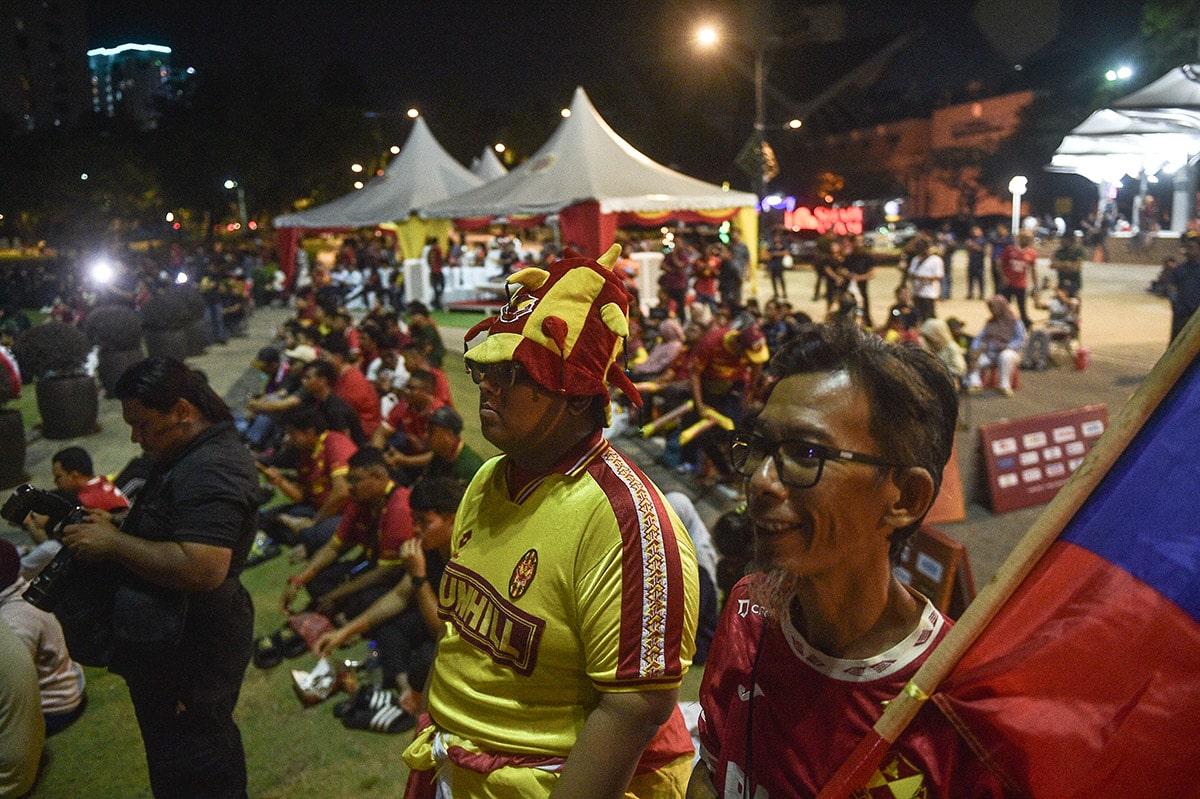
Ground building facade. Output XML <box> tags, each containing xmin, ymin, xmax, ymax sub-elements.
<box><xmin>0</xmin><ymin>0</ymin><xmax>90</xmax><ymax>132</ymax></box>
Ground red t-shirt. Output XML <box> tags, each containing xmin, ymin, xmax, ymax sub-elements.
<box><xmin>76</xmin><ymin>476</ymin><xmax>129</xmax><ymax>512</ymax></box>
<box><xmin>691</xmin><ymin>326</ymin><xmax>748</xmax><ymax>384</ymax></box>
<box><xmin>334</xmin><ymin>365</ymin><xmax>382</xmax><ymax>436</ymax></box>
<box><xmin>298</xmin><ymin>431</ymin><xmax>357</xmax><ymax>508</ymax></box>
<box><xmin>698</xmin><ymin>580</ymin><xmax>1004</xmax><ymax>798</ymax></box>
<box><xmin>429</xmin><ymin>366</ymin><xmax>454</xmax><ymax>409</ymax></box>
<box><xmin>383</xmin><ymin>398</ymin><xmax>445</xmax><ymax>453</ymax></box>
<box><xmin>1000</xmin><ymin>245</ymin><xmax>1037</xmax><ymax>290</ymax></box>
<box><xmin>332</xmin><ymin>482</ymin><xmax>413</xmax><ymax>566</ymax></box>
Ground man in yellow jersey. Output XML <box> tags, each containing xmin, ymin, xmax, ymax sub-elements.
<box><xmin>403</xmin><ymin>245</ymin><xmax>700</xmax><ymax>799</ymax></box>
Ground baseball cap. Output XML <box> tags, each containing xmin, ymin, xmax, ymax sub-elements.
<box><xmin>284</xmin><ymin>344</ymin><xmax>318</xmax><ymax>364</ymax></box>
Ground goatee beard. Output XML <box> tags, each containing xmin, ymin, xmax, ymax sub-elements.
<box><xmin>748</xmin><ymin>563</ymin><xmax>800</xmax><ymax>623</ymax></box>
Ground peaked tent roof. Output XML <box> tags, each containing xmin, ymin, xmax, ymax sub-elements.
<box><xmin>274</xmin><ymin>117</ymin><xmax>483</xmax><ymax>229</ymax></box>
<box><xmin>420</xmin><ymin>87</ymin><xmax>756</xmax><ymax>219</ymax></box>
<box><xmin>470</xmin><ymin>147</ymin><xmax>509</xmax><ymax>181</ymax></box>
<box><xmin>1112</xmin><ymin>64</ymin><xmax>1200</xmax><ymax>130</ymax></box>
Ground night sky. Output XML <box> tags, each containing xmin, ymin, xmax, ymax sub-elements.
<box><xmin>84</xmin><ymin>0</ymin><xmax>1146</xmax><ymax>190</ymax></box>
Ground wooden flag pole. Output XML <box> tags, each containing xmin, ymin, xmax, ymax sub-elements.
<box><xmin>817</xmin><ymin>310</ymin><xmax>1200</xmax><ymax>799</ymax></box>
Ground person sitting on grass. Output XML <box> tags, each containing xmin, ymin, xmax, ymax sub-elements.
<box><xmin>258</xmin><ymin>406</ymin><xmax>355</xmax><ymax>559</ymax></box>
<box><xmin>371</xmin><ymin>369</ymin><xmax>446</xmax><ymax>484</ymax></box>
<box><xmin>20</xmin><ymin>446</ymin><xmax>129</xmax><ymax>581</ymax></box>
<box><xmin>314</xmin><ymin>476</ymin><xmax>463</xmax><ymax>734</ymax></box>
<box><xmin>256</xmin><ymin>447</ymin><xmax>413</xmax><ymax>671</ymax></box>
<box><xmin>0</xmin><ymin>540</ymin><xmax>87</xmax><ymax>736</ymax></box>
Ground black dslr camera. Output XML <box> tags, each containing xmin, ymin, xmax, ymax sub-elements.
<box><xmin>1</xmin><ymin>484</ymin><xmax>87</xmax><ymax>611</ymax></box>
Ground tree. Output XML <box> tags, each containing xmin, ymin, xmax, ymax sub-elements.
<box><xmin>926</xmin><ymin>146</ymin><xmax>986</xmax><ymax>221</ymax></box>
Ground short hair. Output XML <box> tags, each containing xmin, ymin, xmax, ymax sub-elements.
<box><xmin>409</xmin><ymin>477</ymin><xmax>464</xmax><ymax>514</ymax></box>
<box><xmin>428</xmin><ymin>406</ymin><xmax>463</xmax><ymax>434</ymax></box>
<box><xmin>304</xmin><ymin>359</ymin><xmax>338</xmax><ymax>384</ymax></box>
<box><xmin>114</xmin><ymin>357</ymin><xmax>233</xmax><ymax>423</ymax></box>
<box><xmin>347</xmin><ymin>447</ymin><xmax>388</xmax><ymax>471</ymax></box>
<box><xmin>764</xmin><ymin>325</ymin><xmax>958</xmax><ymax>561</ymax></box>
<box><xmin>282</xmin><ymin>405</ymin><xmax>328</xmax><ymax>433</ymax></box>
<box><xmin>406</xmin><ymin>369</ymin><xmax>435</xmax><ymax>390</ymax></box>
<box><xmin>321</xmin><ymin>333</ymin><xmax>351</xmax><ymax>359</ymax></box>
<box><xmin>52</xmin><ymin>446</ymin><xmax>94</xmax><ymax>476</ymax></box>
<box><xmin>407</xmin><ymin>301</ymin><xmax>430</xmax><ymax>317</ymax></box>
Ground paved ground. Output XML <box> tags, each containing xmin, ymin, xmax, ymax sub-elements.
<box><xmin>2</xmin><ymin>252</ymin><xmax>1174</xmax><ymax>595</ymax></box>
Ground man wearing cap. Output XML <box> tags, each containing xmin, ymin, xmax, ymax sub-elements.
<box><xmin>687</xmin><ymin>320</ymin><xmax>770</xmax><ymax>487</ymax></box>
<box><xmin>403</xmin><ymin>246</ymin><xmax>699</xmax><ymax>798</ymax></box>
<box><xmin>1168</xmin><ymin>230</ymin><xmax>1200</xmax><ymax>342</ymax></box>
<box><xmin>420</xmin><ymin>406</ymin><xmax>485</xmax><ymax>486</ymax></box>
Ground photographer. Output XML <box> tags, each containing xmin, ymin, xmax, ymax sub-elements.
<box><xmin>62</xmin><ymin>357</ymin><xmax>260</xmax><ymax>799</ymax></box>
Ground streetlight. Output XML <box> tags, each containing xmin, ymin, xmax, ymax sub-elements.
<box><xmin>693</xmin><ymin>22</ymin><xmax>774</xmax><ymax>200</ymax></box>
<box><xmin>1008</xmin><ymin>175</ymin><xmax>1028</xmax><ymax>234</ymax></box>
<box><xmin>1105</xmin><ymin>65</ymin><xmax>1134</xmax><ymax>82</ymax></box>
<box><xmin>223</xmin><ymin>179</ymin><xmax>247</xmax><ymax>227</ymax></box>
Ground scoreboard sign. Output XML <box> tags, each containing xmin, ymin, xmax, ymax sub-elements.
<box><xmin>979</xmin><ymin>404</ymin><xmax>1108</xmax><ymax>514</ymax></box>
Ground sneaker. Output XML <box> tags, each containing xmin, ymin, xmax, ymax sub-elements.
<box><xmin>999</xmin><ymin>387</ymin><xmax>1015</xmax><ymax>397</ymax></box>
<box><xmin>245</xmin><ymin>532</ymin><xmax>281</xmax><ymax>568</ymax></box>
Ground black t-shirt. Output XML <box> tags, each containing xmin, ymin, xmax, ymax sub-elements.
<box><xmin>299</xmin><ymin>390</ymin><xmax>368</xmax><ymax>446</ymax></box>
<box><xmin>132</xmin><ymin>421</ymin><xmax>260</xmax><ymax>576</ymax></box>
<box><xmin>844</xmin><ymin>252</ymin><xmax>873</xmax><ymax>278</ymax></box>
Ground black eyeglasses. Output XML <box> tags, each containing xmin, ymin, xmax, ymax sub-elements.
<box><xmin>466</xmin><ymin>360</ymin><xmax>523</xmax><ymax>388</ymax></box>
<box><xmin>729</xmin><ymin>431</ymin><xmax>903</xmax><ymax>488</ymax></box>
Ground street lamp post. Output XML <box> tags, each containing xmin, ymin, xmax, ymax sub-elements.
<box><xmin>223</xmin><ymin>179</ymin><xmax>247</xmax><ymax>227</ymax></box>
<box><xmin>1008</xmin><ymin>175</ymin><xmax>1027</xmax><ymax>234</ymax></box>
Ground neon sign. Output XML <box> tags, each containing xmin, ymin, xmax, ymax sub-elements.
<box><xmin>783</xmin><ymin>206</ymin><xmax>864</xmax><ymax>236</ymax></box>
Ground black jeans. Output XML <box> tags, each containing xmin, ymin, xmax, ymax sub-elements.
<box><xmin>121</xmin><ymin>581</ymin><xmax>253</xmax><ymax>798</ymax></box>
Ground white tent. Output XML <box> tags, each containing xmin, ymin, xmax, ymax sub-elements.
<box><xmin>1048</xmin><ymin>68</ymin><xmax>1200</xmax><ymax>231</ymax></box>
<box><xmin>274</xmin><ymin>116</ymin><xmax>482</xmax><ymax>231</ymax></box>
<box><xmin>420</xmin><ymin>87</ymin><xmax>758</xmax><ymax>264</ymax></box>
<box><xmin>470</xmin><ymin>147</ymin><xmax>509</xmax><ymax>182</ymax></box>
<box><xmin>272</xmin><ymin>117</ymin><xmax>483</xmax><ymax>285</ymax></box>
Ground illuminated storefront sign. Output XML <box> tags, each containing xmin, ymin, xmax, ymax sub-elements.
<box><xmin>783</xmin><ymin>205</ymin><xmax>864</xmax><ymax>236</ymax></box>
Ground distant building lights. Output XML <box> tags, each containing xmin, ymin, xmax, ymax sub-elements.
<box><xmin>353</xmin><ymin>181</ymin><xmax>364</xmax><ymax>190</ymax></box>
<box><xmin>351</xmin><ymin>163</ymin><xmax>364</xmax><ymax>173</ymax></box>
<box><xmin>390</xmin><ymin>145</ymin><xmax>401</xmax><ymax>154</ymax></box>
<box><xmin>494</xmin><ymin>143</ymin><xmax>506</xmax><ymax>154</ymax></box>
<box><xmin>407</xmin><ymin>108</ymin><xmax>419</xmax><ymax>118</ymax></box>
<box><xmin>86</xmin><ymin>43</ymin><xmax>172</xmax><ymax>58</ymax></box>
<box><xmin>165</xmin><ymin>212</ymin><xmax>175</xmax><ymax>222</ymax></box>
<box><xmin>561</xmin><ymin>108</ymin><xmax>571</xmax><ymax>118</ymax></box>
<box><xmin>80</xmin><ymin>173</ymin><xmax>89</xmax><ymax>180</ymax></box>
<box><xmin>787</xmin><ymin>119</ymin><xmax>803</xmax><ymax>129</ymax></box>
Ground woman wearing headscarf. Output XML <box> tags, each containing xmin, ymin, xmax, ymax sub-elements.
<box><xmin>964</xmin><ymin>295</ymin><xmax>1026</xmax><ymax>396</ymax></box>
<box><xmin>920</xmin><ymin>316</ymin><xmax>967</xmax><ymax>387</ymax></box>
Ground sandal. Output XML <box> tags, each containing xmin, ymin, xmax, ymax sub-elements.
<box><xmin>277</xmin><ymin>626</ymin><xmax>309</xmax><ymax>659</ymax></box>
<box><xmin>253</xmin><ymin>632</ymin><xmax>282</xmax><ymax>669</ymax></box>
<box><xmin>341</xmin><ymin>704</ymin><xmax>415</xmax><ymax>734</ymax></box>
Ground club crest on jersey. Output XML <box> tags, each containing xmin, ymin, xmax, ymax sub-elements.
<box><xmin>508</xmin><ymin>548</ymin><xmax>538</xmax><ymax>600</ymax></box>
<box><xmin>498</xmin><ymin>290</ymin><xmax>538</xmax><ymax>324</ymax></box>
<box><xmin>455</xmin><ymin>529</ymin><xmax>472</xmax><ymax>557</ymax></box>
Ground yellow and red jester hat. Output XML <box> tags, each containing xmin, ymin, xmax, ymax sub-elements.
<box><xmin>463</xmin><ymin>244</ymin><xmax>641</xmax><ymax>419</ymax></box>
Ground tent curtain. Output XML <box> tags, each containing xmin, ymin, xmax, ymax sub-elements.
<box><xmin>559</xmin><ymin>201</ymin><xmax>618</xmax><ymax>258</ymax></box>
<box><xmin>275</xmin><ymin>227</ymin><xmax>301</xmax><ymax>290</ymax></box>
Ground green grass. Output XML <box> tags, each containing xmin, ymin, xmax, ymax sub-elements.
<box><xmin>30</xmin><ymin>341</ymin><xmax>704</xmax><ymax>798</ymax></box>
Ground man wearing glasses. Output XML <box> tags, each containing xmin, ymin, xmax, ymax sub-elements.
<box><xmin>691</xmin><ymin>325</ymin><xmax>1002</xmax><ymax>797</ymax></box>
<box><xmin>403</xmin><ymin>246</ymin><xmax>699</xmax><ymax>798</ymax></box>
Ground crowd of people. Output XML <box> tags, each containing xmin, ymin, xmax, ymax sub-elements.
<box><xmin>3</xmin><ymin>217</ymin><xmax>1193</xmax><ymax>798</ymax></box>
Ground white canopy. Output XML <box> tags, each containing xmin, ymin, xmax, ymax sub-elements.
<box><xmin>470</xmin><ymin>147</ymin><xmax>509</xmax><ymax>182</ymax></box>
<box><xmin>1113</xmin><ymin>64</ymin><xmax>1200</xmax><ymax>129</ymax></box>
<box><xmin>419</xmin><ymin>87</ymin><xmax>757</xmax><ymax>219</ymax></box>
<box><xmin>273</xmin><ymin>117</ymin><xmax>482</xmax><ymax>229</ymax></box>
<box><xmin>1048</xmin><ymin>108</ymin><xmax>1200</xmax><ymax>184</ymax></box>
